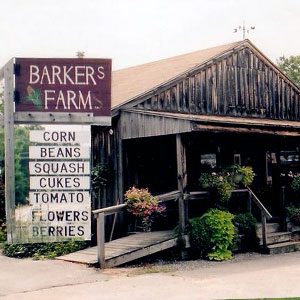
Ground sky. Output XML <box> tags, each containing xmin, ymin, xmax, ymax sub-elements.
<box><xmin>0</xmin><ymin>0</ymin><xmax>300</xmax><ymax>71</ymax></box>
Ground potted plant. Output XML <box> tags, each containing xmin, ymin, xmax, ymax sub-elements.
<box><xmin>226</xmin><ymin>165</ymin><xmax>255</xmax><ymax>188</ymax></box>
<box><xmin>124</xmin><ymin>187</ymin><xmax>166</xmax><ymax>232</ymax></box>
<box><xmin>199</xmin><ymin>172</ymin><xmax>232</xmax><ymax>208</ymax></box>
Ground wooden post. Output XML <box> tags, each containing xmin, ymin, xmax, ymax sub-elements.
<box><xmin>281</xmin><ymin>186</ymin><xmax>287</xmax><ymax>231</ymax></box>
<box><xmin>117</xmin><ymin>118</ymin><xmax>124</xmax><ymax>203</ymax></box>
<box><xmin>96</xmin><ymin>212</ymin><xmax>105</xmax><ymax>268</ymax></box>
<box><xmin>4</xmin><ymin>59</ymin><xmax>15</xmax><ymax>243</ymax></box>
<box><xmin>176</xmin><ymin>134</ymin><xmax>188</xmax><ymax>254</ymax></box>
<box><xmin>247</xmin><ymin>191</ymin><xmax>252</xmax><ymax>213</ymax></box>
<box><xmin>261</xmin><ymin>212</ymin><xmax>267</xmax><ymax>251</ymax></box>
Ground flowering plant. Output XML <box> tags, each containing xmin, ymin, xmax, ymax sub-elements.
<box><xmin>199</xmin><ymin>165</ymin><xmax>255</xmax><ymax>207</ymax></box>
<box><xmin>199</xmin><ymin>172</ymin><xmax>232</xmax><ymax>206</ymax></box>
<box><xmin>125</xmin><ymin>187</ymin><xmax>166</xmax><ymax>231</ymax></box>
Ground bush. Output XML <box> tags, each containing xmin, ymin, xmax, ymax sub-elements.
<box><xmin>187</xmin><ymin>209</ymin><xmax>235</xmax><ymax>261</ymax></box>
<box><xmin>291</xmin><ymin>176</ymin><xmax>300</xmax><ymax>193</ymax></box>
<box><xmin>233</xmin><ymin>213</ymin><xmax>259</xmax><ymax>251</ymax></box>
<box><xmin>286</xmin><ymin>204</ymin><xmax>300</xmax><ymax>226</ymax></box>
<box><xmin>3</xmin><ymin>240</ymin><xmax>88</xmax><ymax>259</ymax></box>
<box><xmin>0</xmin><ymin>223</ymin><xmax>6</xmax><ymax>248</ymax></box>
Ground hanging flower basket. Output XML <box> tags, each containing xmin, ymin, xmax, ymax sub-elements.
<box><xmin>125</xmin><ymin>187</ymin><xmax>166</xmax><ymax>232</ymax></box>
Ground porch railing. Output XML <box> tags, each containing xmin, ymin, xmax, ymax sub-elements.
<box><xmin>92</xmin><ymin>190</ymin><xmax>180</xmax><ymax>268</ymax></box>
<box><xmin>93</xmin><ymin>187</ymin><xmax>272</xmax><ymax>267</ymax></box>
<box><xmin>247</xmin><ymin>187</ymin><xmax>272</xmax><ymax>249</ymax></box>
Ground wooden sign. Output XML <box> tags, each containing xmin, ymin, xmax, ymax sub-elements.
<box><xmin>29</xmin><ymin>191</ymin><xmax>90</xmax><ymax>205</ymax></box>
<box><xmin>30</xmin><ymin>130</ymin><xmax>91</xmax><ymax>144</ymax></box>
<box><xmin>14</xmin><ymin>58</ymin><xmax>111</xmax><ymax>125</ymax></box>
<box><xmin>29</xmin><ymin>146</ymin><xmax>90</xmax><ymax>159</ymax></box>
<box><xmin>30</xmin><ymin>176</ymin><xmax>90</xmax><ymax>190</ymax></box>
<box><xmin>29</xmin><ymin>161</ymin><xmax>90</xmax><ymax>175</ymax></box>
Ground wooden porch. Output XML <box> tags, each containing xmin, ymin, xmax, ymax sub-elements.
<box><xmin>57</xmin><ymin>188</ymin><xmax>274</xmax><ymax>268</ymax></box>
<box><xmin>56</xmin><ymin>230</ymin><xmax>176</xmax><ymax>267</ymax></box>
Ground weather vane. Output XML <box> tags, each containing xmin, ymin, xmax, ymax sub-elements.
<box><xmin>76</xmin><ymin>51</ymin><xmax>85</xmax><ymax>58</ymax></box>
<box><xmin>233</xmin><ymin>21</ymin><xmax>255</xmax><ymax>39</ymax></box>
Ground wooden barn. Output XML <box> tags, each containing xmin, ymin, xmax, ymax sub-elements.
<box><xmin>72</xmin><ymin>39</ymin><xmax>300</xmax><ymax>267</ymax></box>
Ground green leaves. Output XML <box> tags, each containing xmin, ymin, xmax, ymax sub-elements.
<box><xmin>24</xmin><ymin>86</ymin><xmax>43</xmax><ymax>110</ymax></box>
<box><xmin>3</xmin><ymin>240</ymin><xmax>87</xmax><ymax>259</ymax></box>
<box><xmin>277</xmin><ymin>55</ymin><xmax>300</xmax><ymax>88</ymax></box>
<box><xmin>187</xmin><ymin>209</ymin><xmax>235</xmax><ymax>261</ymax></box>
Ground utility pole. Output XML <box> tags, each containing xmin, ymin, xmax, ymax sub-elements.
<box><xmin>233</xmin><ymin>21</ymin><xmax>255</xmax><ymax>39</ymax></box>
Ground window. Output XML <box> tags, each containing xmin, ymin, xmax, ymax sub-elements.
<box><xmin>200</xmin><ymin>154</ymin><xmax>217</xmax><ymax>169</ymax></box>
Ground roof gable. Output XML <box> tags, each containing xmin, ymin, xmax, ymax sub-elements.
<box><xmin>112</xmin><ymin>40</ymin><xmax>244</xmax><ymax>109</ymax></box>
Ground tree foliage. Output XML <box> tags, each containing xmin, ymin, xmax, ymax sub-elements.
<box><xmin>277</xmin><ymin>55</ymin><xmax>300</xmax><ymax>87</ymax></box>
<box><xmin>0</xmin><ymin>92</ymin><xmax>42</xmax><ymax>205</ymax></box>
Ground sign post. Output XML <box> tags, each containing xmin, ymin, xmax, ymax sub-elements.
<box><xmin>4</xmin><ymin>59</ymin><xmax>15</xmax><ymax>243</ymax></box>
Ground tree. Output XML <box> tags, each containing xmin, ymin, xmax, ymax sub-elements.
<box><xmin>277</xmin><ymin>55</ymin><xmax>300</xmax><ymax>88</ymax></box>
<box><xmin>0</xmin><ymin>92</ymin><xmax>42</xmax><ymax>206</ymax></box>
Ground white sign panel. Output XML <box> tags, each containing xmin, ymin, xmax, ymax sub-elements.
<box><xmin>29</xmin><ymin>161</ymin><xmax>90</xmax><ymax>175</ymax></box>
<box><xmin>30</xmin><ymin>176</ymin><xmax>90</xmax><ymax>190</ymax></box>
<box><xmin>30</xmin><ymin>223</ymin><xmax>91</xmax><ymax>239</ymax></box>
<box><xmin>29</xmin><ymin>146</ymin><xmax>90</xmax><ymax>160</ymax></box>
<box><xmin>15</xmin><ymin>129</ymin><xmax>93</xmax><ymax>242</ymax></box>
<box><xmin>30</xmin><ymin>130</ymin><xmax>91</xmax><ymax>144</ymax></box>
<box><xmin>29</xmin><ymin>191</ymin><xmax>91</xmax><ymax>206</ymax></box>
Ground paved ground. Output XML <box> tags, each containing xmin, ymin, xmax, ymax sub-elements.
<box><xmin>1</xmin><ymin>251</ymin><xmax>300</xmax><ymax>300</ymax></box>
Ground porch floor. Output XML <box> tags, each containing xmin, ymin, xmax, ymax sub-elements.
<box><xmin>56</xmin><ymin>230</ymin><xmax>177</xmax><ymax>267</ymax></box>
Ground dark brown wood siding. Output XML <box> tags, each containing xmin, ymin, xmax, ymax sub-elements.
<box><xmin>133</xmin><ymin>46</ymin><xmax>300</xmax><ymax>121</ymax></box>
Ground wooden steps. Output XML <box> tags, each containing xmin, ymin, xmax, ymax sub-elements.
<box><xmin>268</xmin><ymin>241</ymin><xmax>300</xmax><ymax>254</ymax></box>
<box><xmin>257</xmin><ymin>222</ymin><xmax>300</xmax><ymax>254</ymax></box>
<box><xmin>56</xmin><ymin>230</ymin><xmax>177</xmax><ymax>268</ymax></box>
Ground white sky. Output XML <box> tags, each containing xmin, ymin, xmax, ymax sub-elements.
<box><xmin>0</xmin><ymin>0</ymin><xmax>300</xmax><ymax>70</ymax></box>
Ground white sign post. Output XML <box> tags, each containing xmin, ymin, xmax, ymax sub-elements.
<box><xmin>14</xmin><ymin>129</ymin><xmax>92</xmax><ymax>242</ymax></box>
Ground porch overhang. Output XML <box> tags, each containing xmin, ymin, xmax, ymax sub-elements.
<box><xmin>120</xmin><ymin>108</ymin><xmax>300</xmax><ymax>139</ymax></box>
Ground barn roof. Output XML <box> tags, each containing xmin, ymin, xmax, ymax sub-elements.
<box><xmin>111</xmin><ymin>40</ymin><xmax>244</xmax><ymax>109</ymax></box>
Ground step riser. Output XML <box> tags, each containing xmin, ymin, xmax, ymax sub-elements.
<box><xmin>268</xmin><ymin>243</ymin><xmax>300</xmax><ymax>254</ymax></box>
<box><xmin>257</xmin><ymin>223</ymin><xmax>280</xmax><ymax>235</ymax></box>
<box><xmin>259</xmin><ymin>233</ymin><xmax>292</xmax><ymax>246</ymax></box>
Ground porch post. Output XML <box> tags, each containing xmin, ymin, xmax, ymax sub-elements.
<box><xmin>176</xmin><ymin>134</ymin><xmax>188</xmax><ymax>249</ymax></box>
<box><xmin>116</xmin><ymin>117</ymin><xmax>124</xmax><ymax>203</ymax></box>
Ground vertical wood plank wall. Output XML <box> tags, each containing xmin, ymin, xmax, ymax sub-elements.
<box><xmin>134</xmin><ymin>47</ymin><xmax>300</xmax><ymax>121</ymax></box>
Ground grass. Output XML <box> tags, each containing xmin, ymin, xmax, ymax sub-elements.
<box><xmin>125</xmin><ymin>264</ymin><xmax>174</xmax><ymax>277</ymax></box>
<box><xmin>225</xmin><ymin>298</ymin><xmax>300</xmax><ymax>300</ymax></box>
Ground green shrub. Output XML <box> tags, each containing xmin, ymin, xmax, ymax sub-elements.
<box><xmin>233</xmin><ymin>213</ymin><xmax>259</xmax><ymax>251</ymax></box>
<box><xmin>187</xmin><ymin>209</ymin><xmax>235</xmax><ymax>261</ymax></box>
<box><xmin>0</xmin><ymin>223</ymin><xmax>6</xmax><ymax>248</ymax></box>
<box><xmin>286</xmin><ymin>204</ymin><xmax>300</xmax><ymax>226</ymax></box>
<box><xmin>291</xmin><ymin>176</ymin><xmax>300</xmax><ymax>193</ymax></box>
<box><xmin>3</xmin><ymin>240</ymin><xmax>87</xmax><ymax>259</ymax></box>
